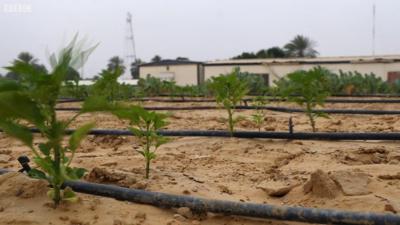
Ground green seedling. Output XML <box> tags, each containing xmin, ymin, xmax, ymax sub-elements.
<box><xmin>113</xmin><ymin>106</ymin><xmax>168</xmax><ymax>179</ymax></box>
<box><xmin>91</xmin><ymin>65</ymin><xmax>124</xmax><ymax>102</ymax></box>
<box><xmin>251</xmin><ymin>96</ymin><xmax>268</xmax><ymax>132</ymax></box>
<box><xmin>278</xmin><ymin>67</ymin><xmax>331</xmax><ymax>132</ymax></box>
<box><xmin>209</xmin><ymin>68</ymin><xmax>249</xmax><ymax>136</ymax></box>
<box><xmin>0</xmin><ymin>38</ymin><xmax>110</xmax><ymax>206</ymax></box>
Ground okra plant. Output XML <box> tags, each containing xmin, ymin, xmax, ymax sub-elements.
<box><xmin>279</xmin><ymin>67</ymin><xmax>331</xmax><ymax>132</ymax></box>
<box><xmin>0</xmin><ymin>38</ymin><xmax>108</xmax><ymax>206</ymax></box>
<box><xmin>251</xmin><ymin>96</ymin><xmax>268</xmax><ymax>132</ymax></box>
<box><xmin>209</xmin><ymin>68</ymin><xmax>249</xmax><ymax>136</ymax></box>
<box><xmin>113</xmin><ymin>106</ymin><xmax>168</xmax><ymax>179</ymax></box>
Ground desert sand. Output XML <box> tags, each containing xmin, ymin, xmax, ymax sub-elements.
<box><xmin>0</xmin><ymin>99</ymin><xmax>400</xmax><ymax>225</ymax></box>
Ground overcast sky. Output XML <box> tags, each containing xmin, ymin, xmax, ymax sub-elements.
<box><xmin>1</xmin><ymin>0</ymin><xmax>400</xmax><ymax>78</ymax></box>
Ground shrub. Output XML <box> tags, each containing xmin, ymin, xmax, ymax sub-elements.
<box><xmin>208</xmin><ymin>68</ymin><xmax>249</xmax><ymax>135</ymax></box>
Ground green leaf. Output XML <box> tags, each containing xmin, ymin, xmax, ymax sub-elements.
<box><xmin>136</xmin><ymin>150</ymin><xmax>145</xmax><ymax>156</ymax></box>
<box><xmin>38</xmin><ymin>143</ymin><xmax>51</xmax><ymax>156</ymax></box>
<box><xmin>69</xmin><ymin>123</ymin><xmax>95</xmax><ymax>152</ymax></box>
<box><xmin>0</xmin><ymin>91</ymin><xmax>45</xmax><ymax>125</ymax></box>
<box><xmin>0</xmin><ymin>119</ymin><xmax>33</xmax><ymax>147</ymax></box>
<box><xmin>28</xmin><ymin>168</ymin><xmax>47</xmax><ymax>180</ymax></box>
<box><xmin>34</xmin><ymin>156</ymin><xmax>54</xmax><ymax>176</ymax></box>
<box><xmin>62</xmin><ymin>186</ymin><xmax>79</xmax><ymax>202</ymax></box>
<box><xmin>0</xmin><ymin>79</ymin><xmax>22</xmax><ymax>92</ymax></box>
<box><xmin>63</xmin><ymin>167</ymin><xmax>86</xmax><ymax>180</ymax></box>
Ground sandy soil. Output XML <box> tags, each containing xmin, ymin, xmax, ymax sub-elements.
<box><xmin>1</xmin><ymin>100</ymin><xmax>400</xmax><ymax>225</ymax></box>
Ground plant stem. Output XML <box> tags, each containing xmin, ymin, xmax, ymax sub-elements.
<box><xmin>306</xmin><ymin>102</ymin><xmax>316</xmax><ymax>132</ymax></box>
<box><xmin>227</xmin><ymin>108</ymin><xmax>234</xmax><ymax>136</ymax></box>
<box><xmin>145</xmin><ymin>123</ymin><xmax>151</xmax><ymax>179</ymax></box>
<box><xmin>145</xmin><ymin>157</ymin><xmax>150</xmax><ymax>179</ymax></box>
<box><xmin>53</xmin><ymin>145</ymin><xmax>62</xmax><ymax>206</ymax></box>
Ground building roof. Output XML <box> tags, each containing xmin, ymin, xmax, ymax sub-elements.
<box><xmin>139</xmin><ymin>59</ymin><xmax>203</xmax><ymax>67</ymax></box>
<box><xmin>205</xmin><ymin>55</ymin><xmax>400</xmax><ymax>66</ymax></box>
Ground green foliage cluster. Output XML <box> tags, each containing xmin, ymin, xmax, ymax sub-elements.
<box><xmin>0</xmin><ymin>41</ymin><xmax>109</xmax><ymax>206</ymax></box>
<box><xmin>277</xmin><ymin>67</ymin><xmax>331</xmax><ymax>132</ymax></box>
<box><xmin>208</xmin><ymin>68</ymin><xmax>249</xmax><ymax>135</ymax></box>
<box><xmin>251</xmin><ymin>96</ymin><xmax>268</xmax><ymax>132</ymax></box>
<box><xmin>326</xmin><ymin>70</ymin><xmax>392</xmax><ymax>95</ymax></box>
<box><xmin>91</xmin><ymin>66</ymin><xmax>124</xmax><ymax>102</ymax></box>
<box><xmin>137</xmin><ymin>75</ymin><xmax>211</xmax><ymax>98</ymax></box>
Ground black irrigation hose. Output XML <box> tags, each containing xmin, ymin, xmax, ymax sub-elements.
<box><xmin>0</xmin><ymin>169</ymin><xmax>398</xmax><ymax>225</ymax></box>
<box><xmin>57</xmin><ymin>97</ymin><xmax>400</xmax><ymax>104</ymax></box>
<box><xmin>55</xmin><ymin>106</ymin><xmax>400</xmax><ymax>115</ymax></box>
<box><xmin>22</xmin><ymin>128</ymin><xmax>400</xmax><ymax>140</ymax></box>
<box><xmin>129</xmin><ymin>98</ymin><xmax>400</xmax><ymax>104</ymax></box>
<box><xmin>57</xmin><ymin>98</ymin><xmax>84</xmax><ymax>103</ymax></box>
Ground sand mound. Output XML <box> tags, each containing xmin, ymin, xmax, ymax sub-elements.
<box><xmin>303</xmin><ymin>170</ymin><xmax>340</xmax><ymax>199</ymax></box>
<box><xmin>0</xmin><ymin>172</ymin><xmax>48</xmax><ymax>199</ymax></box>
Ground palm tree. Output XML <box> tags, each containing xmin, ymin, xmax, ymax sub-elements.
<box><xmin>284</xmin><ymin>35</ymin><xmax>318</xmax><ymax>58</ymax></box>
<box><xmin>16</xmin><ymin>52</ymin><xmax>38</xmax><ymax>64</ymax></box>
<box><xmin>6</xmin><ymin>52</ymin><xmax>47</xmax><ymax>80</ymax></box>
<box><xmin>107</xmin><ymin>56</ymin><xmax>125</xmax><ymax>74</ymax></box>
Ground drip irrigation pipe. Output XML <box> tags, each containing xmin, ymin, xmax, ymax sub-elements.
<box><xmin>129</xmin><ymin>98</ymin><xmax>400</xmax><ymax>104</ymax></box>
<box><xmin>57</xmin><ymin>97</ymin><xmax>400</xmax><ymax>104</ymax></box>
<box><xmin>18</xmin><ymin>128</ymin><xmax>400</xmax><ymax>140</ymax></box>
<box><xmin>0</xmin><ymin>168</ymin><xmax>398</xmax><ymax>225</ymax></box>
<box><xmin>55</xmin><ymin>106</ymin><xmax>400</xmax><ymax>115</ymax></box>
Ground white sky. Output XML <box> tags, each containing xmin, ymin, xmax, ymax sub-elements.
<box><xmin>1</xmin><ymin>0</ymin><xmax>400</xmax><ymax>78</ymax></box>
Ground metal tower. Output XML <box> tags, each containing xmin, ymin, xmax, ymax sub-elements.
<box><xmin>372</xmin><ymin>3</ymin><xmax>376</xmax><ymax>56</ymax></box>
<box><xmin>124</xmin><ymin>12</ymin><xmax>137</xmax><ymax>79</ymax></box>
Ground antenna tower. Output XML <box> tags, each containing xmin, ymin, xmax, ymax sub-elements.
<box><xmin>125</xmin><ymin>12</ymin><xmax>137</xmax><ymax>79</ymax></box>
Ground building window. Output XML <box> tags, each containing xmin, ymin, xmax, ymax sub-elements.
<box><xmin>254</xmin><ymin>73</ymin><xmax>269</xmax><ymax>86</ymax></box>
<box><xmin>387</xmin><ymin>72</ymin><xmax>400</xmax><ymax>84</ymax></box>
<box><xmin>166</xmin><ymin>65</ymin><xmax>170</xmax><ymax>71</ymax></box>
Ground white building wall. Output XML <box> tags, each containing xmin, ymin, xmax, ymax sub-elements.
<box><xmin>139</xmin><ymin>64</ymin><xmax>199</xmax><ymax>86</ymax></box>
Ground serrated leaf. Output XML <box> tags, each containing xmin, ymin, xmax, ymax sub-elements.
<box><xmin>0</xmin><ymin>92</ymin><xmax>44</xmax><ymax>125</ymax></box>
<box><xmin>38</xmin><ymin>143</ymin><xmax>51</xmax><ymax>156</ymax></box>
<box><xmin>0</xmin><ymin>119</ymin><xmax>33</xmax><ymax>147</ymax></box>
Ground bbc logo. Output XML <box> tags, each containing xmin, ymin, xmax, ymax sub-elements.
<box><xmin>3</xmin><ymin>3</ymin><xmax>32</xmax><ymax>13</ymax></box>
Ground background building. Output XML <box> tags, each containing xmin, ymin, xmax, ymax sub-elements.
<box><xmin>139</xmin><ymin>55</ymin><xmax>400</xmax><ymax>86</ymax></box>
<box><xmin>139</xmin><ymin>59</ymin><xmax>204</xmax><ymax>86</ymax></box>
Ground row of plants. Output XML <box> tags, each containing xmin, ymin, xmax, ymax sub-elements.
<box><xmin>35</xmin><ymin>59</ymin><xmax>400</xmax><ymax>100</ymax></box>
<box><xmin>0</xmin><ymin>39</ymin><xmax>170</xmax><ymax>207</ymax></box>
<box><xmin>0</xmin><ymin>39</ymin><xmax>390</xmax><ymax>208</ymax></box>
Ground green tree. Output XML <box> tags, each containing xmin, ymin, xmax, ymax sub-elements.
<box><xmin>5</xmin><ymin>52</ymin><xmax>47</xmax><ymax>81</ymax></box>
<box><xmin>266</xmin><ymin>47</ymin><xmax>287</xmax><ymax>58</ymax></box>
<box><xmin>208</xmin><ymin>68</ymin><xmax>249</xmax><ymax>135</ymax></box>
<box><xmin>284</xmin><ymin>35</ymin><xmax>318</xmax><ymax>58</ymax></box>
<box><xmin>278</xmin><ymin>67</ymin><xmax>330</xmax><ymax>132</ymax></box>
<box><xmin>151</xmin><ymin>55</ymin><xmax>162</xmax><ymax>62</ymax></box>
<box><xmin>107</xmin><ymin>56</ymin><xmax>125</xmax><ymax>74</ymax></box>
